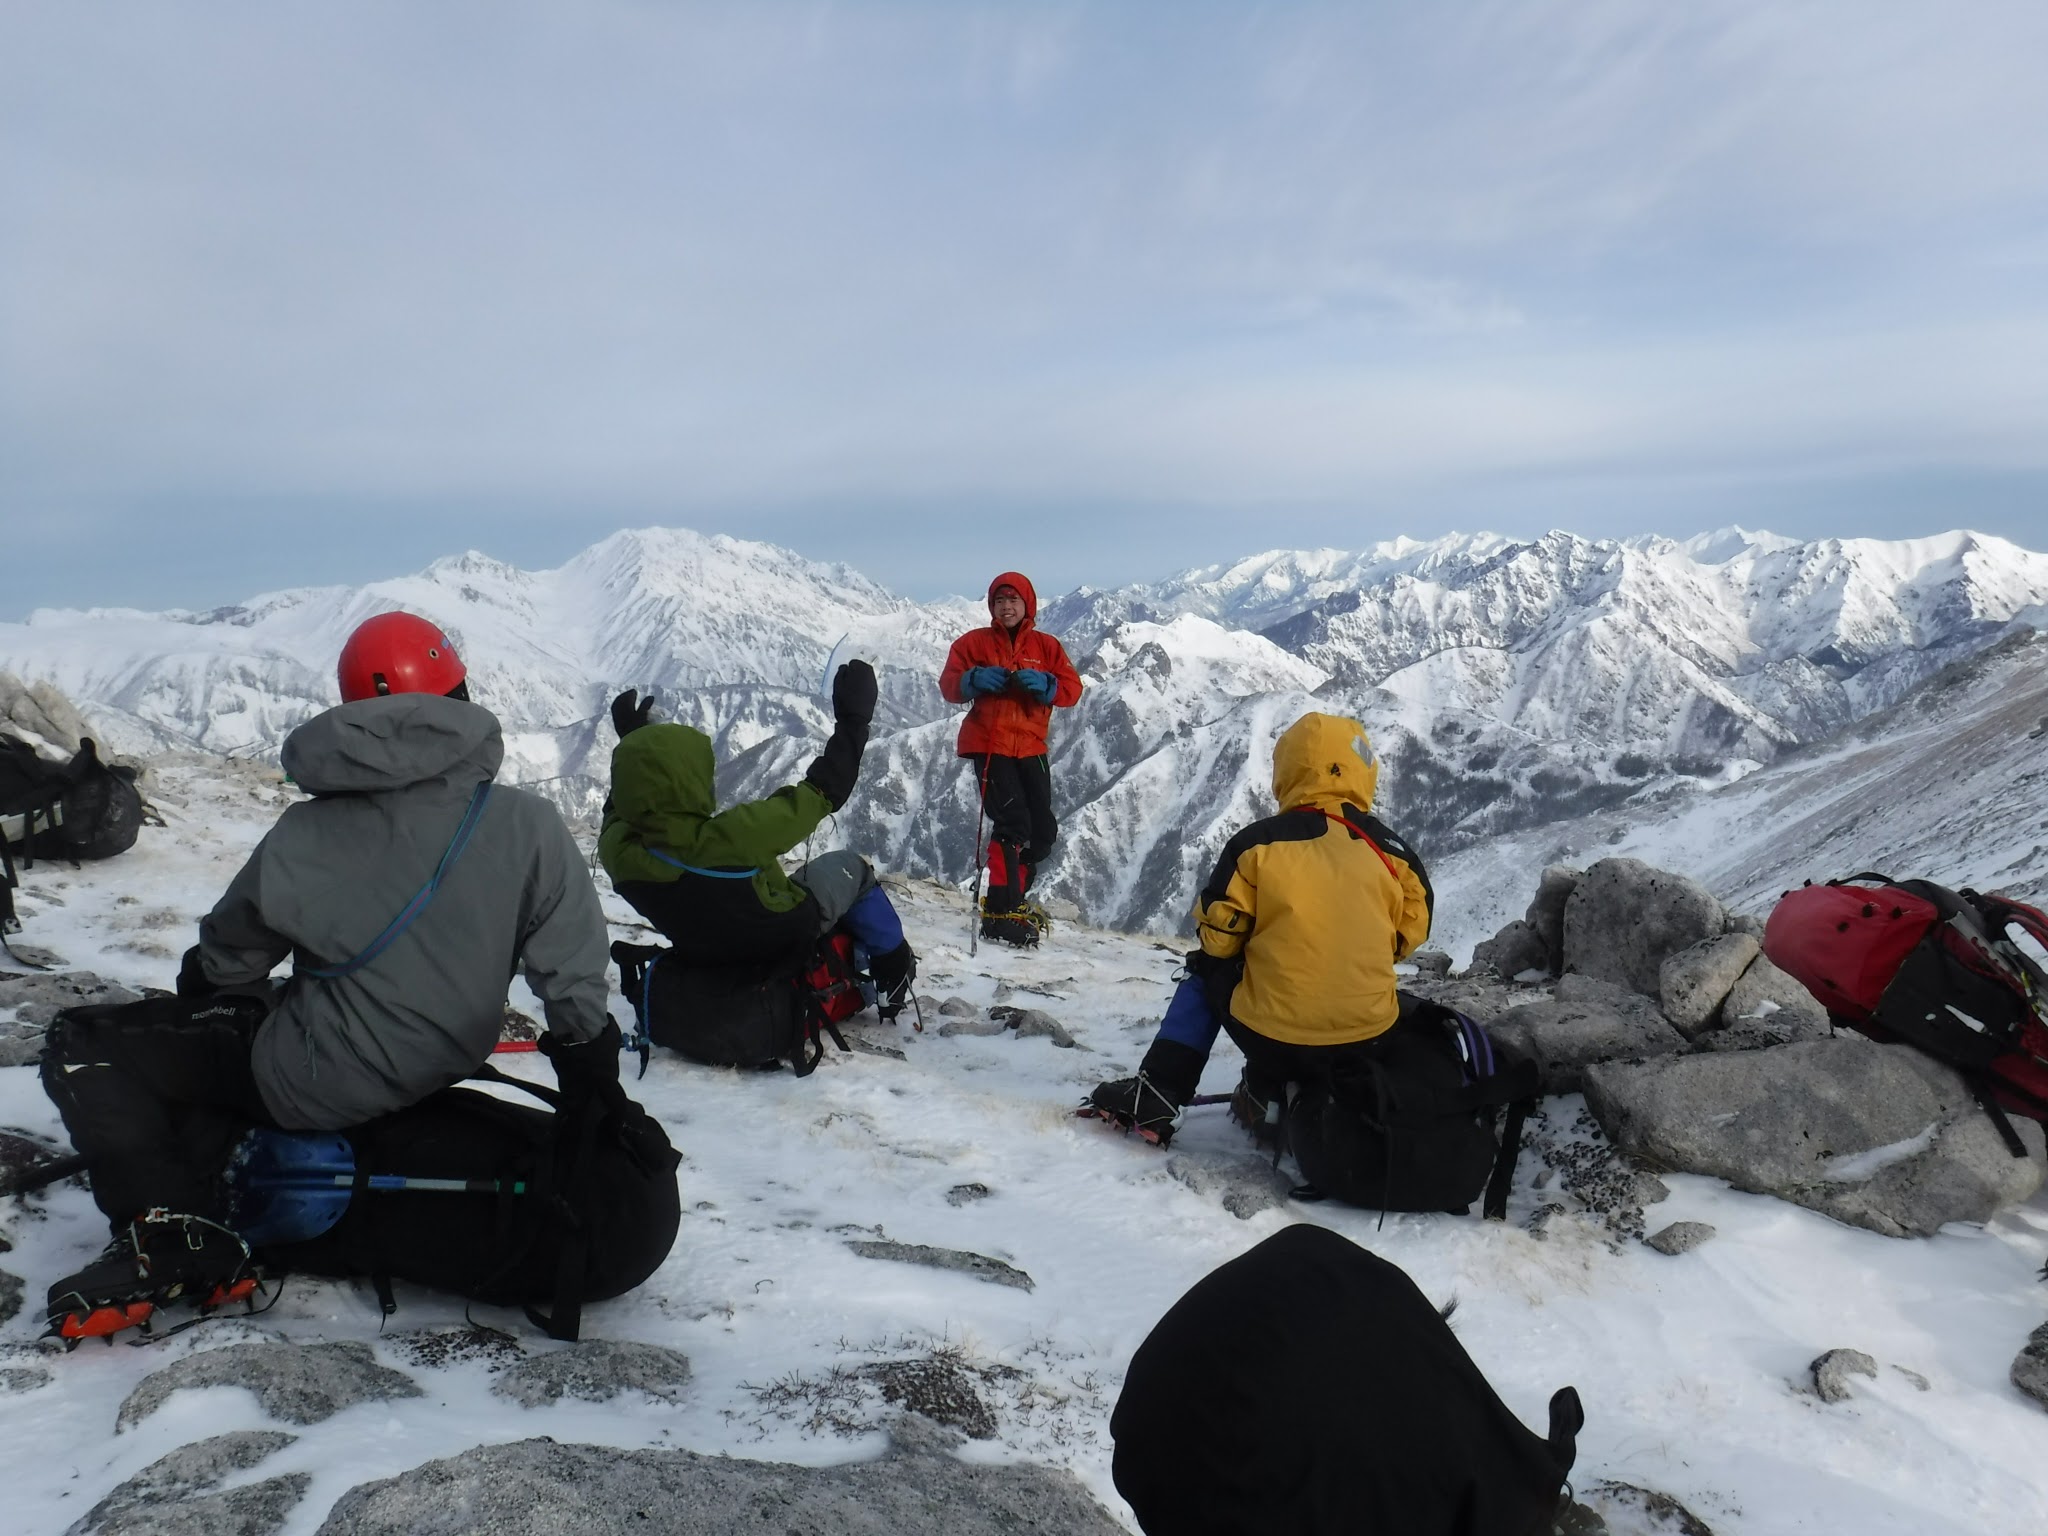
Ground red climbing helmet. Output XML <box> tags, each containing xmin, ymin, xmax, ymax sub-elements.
<box><xmin>336</xmin><ymin>612</ymin><xmax>468</xmax><ymax>703</ymax></box>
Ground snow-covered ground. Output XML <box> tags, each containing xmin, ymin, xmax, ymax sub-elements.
<box><xmin>2</xmin><ymin>757</ymin><xmax>2046</xmax><ymax>1534</ymax></box>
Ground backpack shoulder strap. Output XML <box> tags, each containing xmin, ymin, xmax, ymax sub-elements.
<box><xmin>299</xmin><ymin>781</ymin><xmax>493</xmax><ymax>980</ymax></box>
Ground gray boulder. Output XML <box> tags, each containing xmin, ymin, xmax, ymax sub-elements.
<box><xmin>492</xmin><ymin>1341</ymin><xmax>692</xmax><ymax>1409</ymax></box>
<box><xmin>845</xmin><ymin>1240</ymin><xmax>1034</xmax><ymax>1291</ymax></box>
<box><xmin>1470</xmin><ymin>919</ymin><xmax>1550</xmax><ymax>981</ymax></box>
<box><xmin>0</xmin><ymin>971</ymin><xmax>142</xmax><ymax>1041</ymax></box>
<box><xmin>1810</xmin><ymin>1348</ymin><xmax>1878</xmax><ymax>1403</ymax></box>
<box><xmin>119</xmin><ymin>1341</ymin><xmax>422</xmax><ymax>1430</ymax></box>
<box><xmin>1490</xmin><ymin>974</ymin><xmax>1689</xmax><ymax>1094</ymax></box>
<box><xmin>1407</xmin><ymin>949</ymin><xmax>1454</xmax><ymax>977</ymax></box>
<box><xmin>1524</xmin><ymin>864</ymin><xmax>1583</xmax><ymax>974</ymax></box>
<box><xmin>1644</xmin><ymin>1221</ymin><xmax>1716</xmax><ymax>1256</ymax></box>
<box><xmin>0</xmin><ymin>673</ymin><xmax>91</xmax><ymax>758</ymax></box>
<box><xmin>2013</xmin><ymin>1322</ymin><xmax>2048</xmax><ymax>1411</ymax></box>
<box><xmin>69</xmin><ymin>1430</ymin><xmax>305</xmax><ymax>1536</ymax></box>
<box><xmin>1658</xmin><ymin>933</ymin><xmax>1760</xmax><ymax>1038</ymax></box>
<box><xmin>315</xmin><ymin>1426</ymin><xmax>1126</xmax><ymax>1535</ymax></box>
<box><xmin>1564</xmin><ymin>859</ymin><xmax>1728</xmax><ymax>997</ymax></box>
<box><xmin>1703</xmin><ymin>955</ymin><xmax>1831</xmax><ymax>1052</ymax></box>
<box><xmin>1583</xmin><ymin>1037</ymin><xmax>2046</xmax><ymax>1238</ymax></box>
<box><xmin>1164</xmin><ymin>1151</ymin><xmax>1294</xmax><ymax>1220</ymax></box>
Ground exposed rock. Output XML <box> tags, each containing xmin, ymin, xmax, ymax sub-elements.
<box><xmin>1399</xmin><ymin>970</ymin><xmax>1531</xmax><ymax>1024</ymax></box>
<box><xmin>1810</xmin><ymin>1348</ymin><xmax>1878</xmax><ymax>1403</ymax></box>
<box><xmin>316</xmin><ymin>1428</ymin><xmax>1126</xmax><ymax>1535</ymax></box>
<box><xmin>1564</xmin><ymin>859</ymin><xmax>1728</xmax><ymax>997</ymax></box>
<box><xmin>0</xmin><ymin>1365</ymin><xmax>51</xmax><ymax>1394</ymax></box>
<box><xmin>1726</xmin><ymin>912</ymin><xmax>1766</xmax><ymax>938</ymax></box>
<box><xmin>1892</xmin><ymin>1366</ymin><xmax>1929</xmax><ymax>1391</ymax></box>
<box><xmin>1703</xmin><ymin>955</ymin><xmax>1831</xmax><ymax>1052</ymax></box>
<box><xmin>1524</xmin><ymin>864</ymin><xmax>1584</xmax><ymax>975</ymax></box>
<box><xmin>1490</xmin><ymin>974</ymin><xmax>1689</xmax><ymax>1094</ymax></box>
<box><xmin>936</xmin><ymin>1017</ymin><xmax>1008</xmax><ymax>1039</ymax></box>
<box><xmin>845</xmin><ymin>1240</ymin><xmax>1034</xmax><ymax>1291</ymax></box>
<box><xmin>2013</xmin><ymin>1322</ymin><xmax>2048</xmax><ymax>1411</ymax></box>
<box><xmin>1658</xmin><ymin>933</ymin><xmax>1759</xmax><ymax>1037</ymax></box>
<box><xmin>862</xmin><ymin>1355</ymin><xmax>998</xmax><ymax>1439</ymax></box>
<box><xmin>118</xmin><ymin>1341</ymin><xmax>422</xmax><ymax>1430</ymax></box>
<box><xmin>987</xmin><ymin>1006</ymin><xmax>1077</xmax><ymax>1048</ymax></box>
<box><xmin>70</xmin><ymin>1430</ymin><xmax>305</xmax><ymax>1536</ymax></box>
<box><xmin>386</xmin><ymin>1325</ymin><xmax>525</xmax><ymax>1371</ymax></box>
<box><xmin>1575</xmin><ymin>1480</ymin><xmax>1716</xmax><ymax>1535</ymax></box>
<box><xmin>0</xmin><ymin>1268</ymin><xmax>21</xmax><ymax>1325</ymax></box>
<box><xmin>1407</xmin><ymin>949</ymin><xmax>1453</xmax><ymax>977</ymax></box>
<box><xmin>1470</xmin><ymin>919</ymin><xmax>1550</xmax><ymax>981</ymax></box>
<box><xmin>0</xmin><ymin>1128</ymin><xmax>63</xmax><ymax>1194</ymax></box>
<box><xmin>935</xmin><ymin>996</ymin><xmax>979</xmax><ymax>1019</ymax></box>
<box><xmin>0</xmin><ymin>970</ymin><xmax>142</xmax><ymax>1035</ymax></box>
<box><xmin>1164</xmin><ymin>1150</ymin><xmax>1294</xmax><ymax>1219</ymax></box>
<box><xmin>944</xmin><ymin>1183</ymin><xmax>990</xmax><ymax>1207</ymax></box>
<box><xmin>1521</xmin><ymin>1102</ymin><xmax>1670</xmax><ymax>1241</ymax></box>
<box><xmin>489</xmin><ymin>1341</ymin><xmax>690</xmax><ymax>1410</ymax></box>
<box><xmin>1583</xmin><ymin>1038</ymin><xmax>2046</xmax><ymax>1238</ymax></box>
<box><xmin>1645</xmin><ymin>1221</ymin><xmax>1716</xmax><ymax>1256</ymax></box>
<box><xmin>0</xmin><ymin>673</ymin><xmax>90</xmax><ymax>758</ymax></box>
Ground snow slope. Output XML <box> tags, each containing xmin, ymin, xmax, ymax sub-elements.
<box><xmin>1</xmin><ymin>758</ymin><xmax>2046</xmax><ymax>1533</ymax></box>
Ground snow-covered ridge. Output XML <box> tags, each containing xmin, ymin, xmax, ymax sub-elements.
<box><xmin>5</xmin><ymin>522</ymin><xmax>2043</xmax><ymax>935</ymax></box>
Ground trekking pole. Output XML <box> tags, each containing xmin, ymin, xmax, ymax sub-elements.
<box><xmin>967</xmin><ymin>755</ymin><xmax>991</xmax><ymax>957</ymax></box>
<box><xmin>246</xmin><ymin>1169</ymin><xmax>529</xmax><ymax>1196</ymax></box>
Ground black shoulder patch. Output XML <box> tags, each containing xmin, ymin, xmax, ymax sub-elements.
<box><xmin>1199</xmin><ymin>809</ymin><xmax>1327</xmax><ymax>906</ymax></box>
<box><xmin>1349</xmin><ymin>806</ymin><xmax>1433</xmax><ymax>917</ymax></box>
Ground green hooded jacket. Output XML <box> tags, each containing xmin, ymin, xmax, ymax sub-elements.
<box><xmin>598</xmin><ymin>723</ymin><xmax>830</xmax><ymax>915</ymax></box>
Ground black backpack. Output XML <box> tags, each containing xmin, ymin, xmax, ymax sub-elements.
<box><xmin>245</xmin><ymin>1078</ymin><xmax>681</xmax><ymax>1341</ymax></box>
<box><xmin>613</xmin><ymin>937</ymin><xmax>862</xmax><ymax>1077</ymax></box>
<box><xmin>1285</xmin><ymin>998</ymin><xmax>1538</xmax><ymax>1218</ymax></box>
<box><xmin>2</xmin><ymin>735</ymin><xmax>147</xmax><ymax>938</ymax></box>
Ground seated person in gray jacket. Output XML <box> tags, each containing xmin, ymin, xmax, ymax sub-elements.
<box><xmin>41</xmin><ymin>611</ymin><xmax>622</xmax><ymax>1340</ymax></box>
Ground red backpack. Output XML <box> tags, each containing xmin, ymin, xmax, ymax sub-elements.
<box><xmin>1763</xmin><ymin>875</ymin><xmax>2048</xmax><ymax>1149</ymax></box>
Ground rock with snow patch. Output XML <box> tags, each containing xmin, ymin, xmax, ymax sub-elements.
<box><xmin>2012</xmin><ymin>1323</ymin><xmax>2048</xmax><ymax>1411</ymax></box>
<box><xmin>1582</xmin><ymin>1037</ymin><xmax>2045</xmax><ymax>1238</ymax></box>
<box><xmin>862</xmin><ymin>1356</ymin><xmax>998</xmax><ymax>1439</ymax></box>
<box><xmin>1563</xmin><ymin>859</ymin><xmax>1728</xmax><ymax>997</ymax></box>
<box><xmin>1164</xmin><ymin>1151</ymin><xmax>1295</xmax><ymax>1220</ymax></box>
<box><xmin>0</xmin><ymin>1364</ymin><xmax>51</xmax><ymax>1395</ymax></box>
<box><xmin>1726</xmin><ymin>912</ymin><xmax>1766</xmax><ymax>938</ymax></box>
<box><xmin>1407</xmin><ymin>949</ymin><xmax>1453</xmax><ymax>976</ymax></box>
<box><xmin>1701</xmin><ymin>955</ymin><xmax>1831</xmax><ymax>1052</ymax></box>
<box><xmin>987</xmin><ymin>1006</ymin><xmax>1077</xmax><ymax>1048</ymax></box>
<box><xmin>0</xmin><ymin>971</ymin><xmax>143</xmax><ymax>1036</ymax></box>
<box><xmin>314</xmin><ymin>1425</ymin><xmax>1126</xmax><ymax>1535</ymax></box>
<box><xmin>1398</xmin><ymin>969</ymin><xmax>1530</xmax><ymax>1024</ymax></box>
<box><xmin>936</xmin><ymin>1016</ymin><xmax>1008</xmax><ymax>1039</ymax></box>
<box><xmin>1644</xmin><ymin>1221</ymin><xmax>1716</xmax><ymax>1256</ymax></box>
<box><xmin>944</xmin><ymin>1183</ymin><xmax>990</xmax><ymax>1206</ymax></box>
<box><xmin>1524</xmin><ymin>865</ymin><xmax>1583</xmax><ymax>974</ymax></box>
<box><xmin>1809</xmin><ymin>1348</ymin><xmax>1877</xmax><ymax>1403</ymax></box>
<box><xmin>935</xmin><ymin>996</ymin><xmax>979</xmax><ymax>1019</ymax></box>
<box><xmin>1469</xmin><ymin>919</ymin><xmax>1550</xmax><ymax>981</ymax></box>
<box><xmin>1657</xmin><ymin>933</ymin><xmax>1759</xmax><ymax>1038</ymax></box>
<box><xmin>491</xmin><ymin>1340</ymin><xmax>692</xmax><ymax>1408</ymax></box>
<box><xmin>0</xmin><ymin>1269</ymin><xmax>21</xmax><ymax>1325</ymax></box>
<box><xmin>0</xmin><ymin>672</ymin><xmax>91</xmax><ymax>759</ymax></box>
<box><xmin>69</xmin><ymin>1430</ymin><xmax>305</xmax><ymax>1536</ymax></box>
<box><xmin>845</xmin><ymin>1239</ymin><xmax>1034</xmax><ymax>1291</ymax></box>
<box><xmin>118</xmin><ymin>1341</ymin><xmax>422</xmax><ymax>1430</ymax></box>
<box><xmin>1573</xmin><ymin>1480</ymin><xmax>1717</xmax><ymax>1534</ymax></box>
<box><xmin>1489</xmin><ymin>974</ymin><xmax>1689</xmax><ymax>1094</ymax></box>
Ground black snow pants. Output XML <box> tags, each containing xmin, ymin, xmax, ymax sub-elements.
<box><xmin>971</xmin><ymin>753</ymin><xmax>1056</xmax><ymax>913</ymax></box>
<box><xmin>41</xmin><ymin>996</ymin><xmax>279</xmax><ymax>1228</ymax></box>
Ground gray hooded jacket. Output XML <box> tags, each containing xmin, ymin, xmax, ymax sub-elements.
<box><xmin>197</xmin><ymin>693</ymin><xmax>612</xmax><ymax>1131</ymax></box>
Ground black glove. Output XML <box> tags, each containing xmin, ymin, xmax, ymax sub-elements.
<box><xmin>540</xmin><ymin>1019</ymin><xmax>624</xmax><ymax>1108</ymax></box>
<box><xmin>175</xmin><ymin>943</ymin><xmax>219</xmax><ymax>1002</ymax></box>
<box><xmin>831</xmin><ymin>660</ymin><xmax>878</xmax><ymax>729</ymax></box>
<box><xmin>611</xmin><ymin>689</ymin><xmax>656</xmax><ymax>739</ymax></box>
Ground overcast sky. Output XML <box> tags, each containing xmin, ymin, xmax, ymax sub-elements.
<box><xmin>5</xmin><ymin>1</ymin><xmax>2045</xmax><ymax>616</ymax></box>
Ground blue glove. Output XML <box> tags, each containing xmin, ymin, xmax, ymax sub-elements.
<box><xmin>1013</xmin><ymin>669</ymin><xmax>1056</xmax><ymax>704</ymax></box>
<box><xmin>962</xmin><ymin>665</ymin><xmax>1011</xmax><ymax>698</ymax></box>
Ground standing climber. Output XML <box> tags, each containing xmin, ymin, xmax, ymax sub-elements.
<box><xmin>938</xmin><ymin>573</ymin><xmax>1083</xmax><ymax>946</ymax></box>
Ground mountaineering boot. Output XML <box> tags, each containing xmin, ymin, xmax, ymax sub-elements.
<box><xmin>980</xmin><ymin>839</ymin><xmax>1039</xmax><ymax>946</ymax></box>
<box><xmin>868</xmin><ymin>941</ymin><xmax>918</xmax><ymax>1022</ymax></box>
<box><xmin>1080</xmin><ymin>1039</ymin><xmax>1207</xmax><ymax>1148</ymax></box>
<box><xmin>1228</xmin><ymin>1074</ymin><xmax>1285</xmax><ymax>1150</ymax></box>
<box><xmin>46</xmin><ymin>1210</ymin><xmax>256</xmax><ymax>1345</ymax></box>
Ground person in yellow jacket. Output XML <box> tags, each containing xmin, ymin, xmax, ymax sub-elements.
<box><xmin>1085</xmin><ymin>711</ymin><xmax>1432</xmax><ymax>1146</ymax></box>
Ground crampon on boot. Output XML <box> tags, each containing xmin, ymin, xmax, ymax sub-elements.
<box><xmin>46</xmin><ymin>1210</ymin><xmax>259</xmax><ymax>1347</ymax></box>
<box><xmin>868</xmin><ymin>941</ymin><xmax>918</xmax><ymax>1023</ymax></box>
<box><xmin>1228</xmin><ymin>1075</ymin><xmax>1285</xmax><ymax>1150</ymax></box>
<box><xmin>1079</xmin><ymin>1073</ymin><xmax>1189</xmax><ymax>1148</ymax></box>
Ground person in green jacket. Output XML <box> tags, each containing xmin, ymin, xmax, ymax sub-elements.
<box><xmin>597</xmin><ymin>661</ymin><xmax>916</xmax><ymax>1017</ymax></box>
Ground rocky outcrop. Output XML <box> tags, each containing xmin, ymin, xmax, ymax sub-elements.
<box><xmin>315</xmin><ymin>1420</ymin><xmax>1126</xmax><ymax>1535</ymax></box>
<box><xmin>67</xmin><ymin>1431</ymin><xmax>305</xmax><ymax>1536</ymax></box>
<box><xmin>492</xmin><ymin>1341</ymin><xmax>693</xmax><ymax>1409</ymax></box>
<box><xmin>1563</xmin><ymin>859</ymin><xmax>1729</xmax><ymax>996</ymax></box>
<box><xmin>1489</xmin><ymin>974</ymin><xmax>1688</xmax><ymax>1094</ymax></box>
<box><xmin>1658</xmin><ymin>934</ymin><xmax>1760</xmax><ymax>1037</ymax></box>
<box><xmin>1582</xmin><ymin>1037</ymin><xmax>2045</xmax><ymax>1238</ymax></box>
<box><xmin>118</xmin><ymin>1341</ymin><xmax>422</xmax><ymax>1431</ymax></box>
<box><xmin>1706</xmin><ymin>955</ymin><xmax>1831</xmax><ymax>1052</ymax></box>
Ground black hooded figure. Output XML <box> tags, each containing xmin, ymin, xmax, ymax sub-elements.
<box><xmin>1111</xmin><ymin>1225</ymin><xmax>1583</xmax><ymax>1536</ymax></box>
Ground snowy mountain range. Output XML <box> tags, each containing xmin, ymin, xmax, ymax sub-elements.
<box><xmin>5</xmin><ymin>524</ymin><xmax>2044</xmax><ymax>940</ymax></box>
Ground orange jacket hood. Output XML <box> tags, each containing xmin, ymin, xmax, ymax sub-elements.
<box><xmin>987</xmin><ymin>572</ymin><xmax>1039</xmax><ymax>630</ymax></box>
<box><xmin>1272</xmin><ymin>712</ymin><xmax>1381</xmax><ymax>815</ymax></box>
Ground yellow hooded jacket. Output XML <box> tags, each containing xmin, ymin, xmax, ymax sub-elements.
<box><xmin>1194</xmin><ymin>713</ymin><xmax>1433</xmax><ymax>1047</ymax></box>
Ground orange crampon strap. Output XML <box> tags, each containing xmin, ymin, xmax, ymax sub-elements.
<box><xmin>56</xmin><ymin>1300</ymin><xmax>153</xmax><ymax>1341</ymax></box>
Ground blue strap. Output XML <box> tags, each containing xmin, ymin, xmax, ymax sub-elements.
<box><xmin>645</xmin><ymin>847</ymin><xmax>759</xmax><ymax>879</ymax></box>
<box><xmin>299</xmin><ymin>781</ymin><xmax>494</xmax><ymax>980</ymax></box>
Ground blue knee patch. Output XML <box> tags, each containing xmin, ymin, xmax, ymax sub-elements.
<box><xmin>1155</xmin><ymin>975</ymin><xmax>1222</xmax><ymax>1053</ymax></box>
<box><xmin>840</xmin><ymin>886</ymin><xmax>905</xmax><ymax>954</ymax></box>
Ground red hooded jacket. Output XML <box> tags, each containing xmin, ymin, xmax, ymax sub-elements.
<box><xmin>939</xmin><ymin>572</ymin><xmax>1083</xmax><ymax>758</ymax></box>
